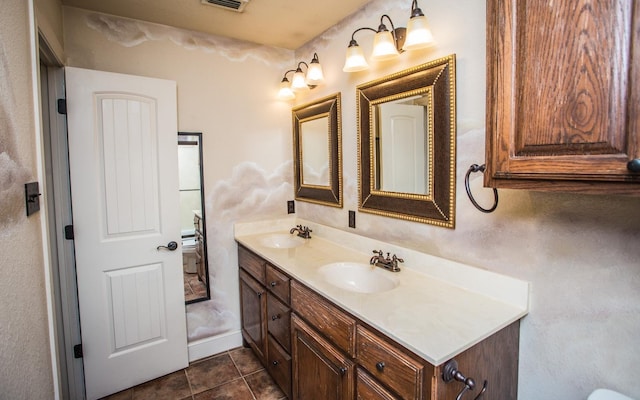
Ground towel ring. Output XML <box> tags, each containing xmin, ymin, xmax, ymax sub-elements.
<box><xmin>465</xmin><ymin>164</ymin><xmax>498</xmax><ymax>213</ymax></box>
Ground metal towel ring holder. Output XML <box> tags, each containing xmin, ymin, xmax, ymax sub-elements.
<box><xmin>464</xmin><ymin>164</ymin><xmax>498</xmax><ymax>213</ymax></box>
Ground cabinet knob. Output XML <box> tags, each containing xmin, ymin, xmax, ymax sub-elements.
<box><xmin>376</xmin><ymin>361</ymin><xmax>385</xmax><ymax>372</ymax></box>
<box><xmin>271</xmin><ymin>314</ymin><xmax>281</xmax><ymax>321</ymax></box>
<box><xmin>628</xmin><ymin>159</ymin><xmax>640</xmax><ymax>173</ymax></box>
<box><xmin>339</xmin><ymin>367</ymin><xmax>347</xmax><ymax>376</ymax></box>
<box><xmin>256</xmin><ymin>291</ymin><xmax>263</xmax><ymax>298</ymax></box>
<box><xmin>272</xmin><ymin>360</ymin><xmax>279</xmax><ymax>366</ymax></box>
<box><xmin>270</xmin><ymin>281</ymin><xmax>277</xmax><ymax>287</ymax></box>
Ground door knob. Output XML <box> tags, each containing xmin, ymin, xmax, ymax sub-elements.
<box><xmin>156</xmin><ymin>241</ymin><xmax>178</xmax><ymax>251</ymax></box>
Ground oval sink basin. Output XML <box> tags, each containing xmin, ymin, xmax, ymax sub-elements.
<box><xmin>259</xmin><ymin>233</ymin><xmax>306</xmax><ymax>249</ymax></box>
<box><xmin>318</xmin><ymin>262</ymin><xmax>399</xmax><ymax>294</ymax></box>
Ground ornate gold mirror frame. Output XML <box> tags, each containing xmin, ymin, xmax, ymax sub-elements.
<box><xmin>293</xmin><ymin>93</ymin><xmax>343</xmax><ymax>207</ymax></box>
<box><xmin>358</xmin><ymin>54</ymin><xmax>456</xmax><ymax>227</ymax></box>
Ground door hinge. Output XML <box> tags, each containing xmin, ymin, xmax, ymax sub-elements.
<box><xmin>73</xmin><ymin>344</ymin><xmax>83</xmax><ymax>358</ymax></box>
<box><xmin>64</xmin><ymin>225</ymin><xmax>74</xmax><ymax>240</ymax></box>
<box><xmin>57</xmin><ymin>99</ymin><xmax>67</xmax><ymax>115</ymax></box>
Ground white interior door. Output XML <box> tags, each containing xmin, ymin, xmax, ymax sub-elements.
<box><xmin>65</xmin><ymin>67</ymin><xmax>188</xmax><ymax>400</ymax></box>
<box><xmin>379</xmin><ymin>103</ymin><xmax>427</xmax><ymax>194</ymax></box>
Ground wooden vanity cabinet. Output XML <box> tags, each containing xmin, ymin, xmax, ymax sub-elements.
<box><xmin>238</xmin><ymin>245</ymin><xmax>292</xmax><ymax>398</ymax></box>
<box><xmin>239</xmin><ymin>246</ymin><xmax>520</xmax><ymax>400</ymax></box>
<box><xmin>194</xmin><ymin>213</ymin><xmax>207</xmax><ymax>283</ymax></box>
<box><xmin>485</xmin><ymin>0</ymin><xmax>640</xmax><ymax>194</ymax></box>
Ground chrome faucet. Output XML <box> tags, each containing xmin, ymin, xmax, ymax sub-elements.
<box><xmin>289</xmin><ymin>224</ymin><xmax>312</xmax><ymax>239</ymax></box>
<box><xmin>370</xmin><ymin>250</ymin><xmax>404</xmax><ymax>272</ymax></box>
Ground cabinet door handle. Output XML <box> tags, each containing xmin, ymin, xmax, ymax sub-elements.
<box><xmin>376</xmin><ymin>361</ymin><xmax>385</xmax><ymax>372</ymax></box>
<box><xmin>339</xmin><ymin>367</ymin><xmax>347</xmax><ymax>376</ymax></box>
<box><xmin>628</xmin><ymin>159</ymin><xmax>640</xmax><ymax>173</ymax></box>
<box><xmin>270</xmin><ymin>281</ymin><xmax>277</xmax><ymax>287</ymax></box>
<box><xmin>256</xmin><ymin>291</ymin><xmax>263</xmax><ymax>298</ymax></box>
<box><xmin>271</xmin><ymin>314</ymin><xmax>281</xmax><ymax>321</ymax></box>
<box><xmin>272</xmin><ymin>360</ymin><xmax>279</xmax><ymax>366</ymax></box>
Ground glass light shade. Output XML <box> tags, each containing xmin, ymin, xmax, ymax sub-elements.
<box><xmin>371</xmin><ymin>30</ymin><xmax>400</xmax><ymax>61</ymax></box>
<box><xmin>277</xmin><ymin>80</ymin><xmax>295</xmax><ymax>100</ymax></box>
<box><xmin>291</xmin><ymin>69</ymin><xmax>308</xmax><ymax>91</ymax></box>
<box><xmin>343</xmin><ymin>44</ymin><xmax>369</xmax><ymax>72</ymax></box>
<box><xmin>403</xmin><ymin>15</ymin><xmax>434</xmax><ymax>51</ymax></box>
<box><xmin>306</xmin><ymin>62</ymin><xmax>324</xmax><ymax>86</ymax></box>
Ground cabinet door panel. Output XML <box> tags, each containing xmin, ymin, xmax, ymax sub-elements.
<box><xmin>486</xmin><ymin>0</ymin><xmax>640</xmax><ymax>190</ymax></box>
<box><xmin>292</xmin><ymin>314</ymin><xmax>354</xmax><ymax>400</ymax></box>
<box><xmin>240</xmin><ymin>270</ymin><xmax>266</xmax><ymax>363</ymax></box>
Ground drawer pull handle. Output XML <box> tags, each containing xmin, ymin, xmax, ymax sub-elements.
<box><xmin>270</xmin><ymin>281</ymin><xmax>277</xmax><ymax>287</ymax></box>
<box><xmin>271</xmin><ymin>314</ymin><xmax>281</xmax><ymax>320</ymax></box>
<box><xmin>272</xmin><ymin>360</ymin><xmax>279</xmax><ymax>366</ymax></box>
<box><xmin>376</xmin><ymin>361</ymin><xmax>385</xmax><ymax>372</ymax></box>
<box><xmin>628</xmin><ymin>159</ymin><xmax>640</xmax><ymax>173</ymax></box>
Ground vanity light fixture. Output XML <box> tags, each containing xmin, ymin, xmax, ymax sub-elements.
<box><xmin>343</xmin><ymin>0</ymin><xmax>434</xmax><ymax>72</ymax></box>
<box><xmin>277</xmin><ymin>53</ymin><xmax>325</xmax><ymax>100</ymax></box>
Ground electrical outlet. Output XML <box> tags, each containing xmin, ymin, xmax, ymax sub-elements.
<box><xmin>287</xmin><ymin>200</ymin><xmax>295</xmax><ymax>214</ymax></box>
<box><xmin>348</xmin><ymin>210</ymin><xmax>356</xmax><ymax>228</ymax></box>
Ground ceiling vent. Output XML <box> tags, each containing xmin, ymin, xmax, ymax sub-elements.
<box><xmin>201</xmin><ymin>0</ymin><xmax>250</xmax><ymax>12</ymax></box>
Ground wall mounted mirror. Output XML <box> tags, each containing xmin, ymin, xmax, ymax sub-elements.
<box><xmin>178</xmin><ymin>132</ymin><xmax>210</xmax><ymax>304</ymax></box>
<box><xmin>358</xmin><ymin>54</ymin><xmax>456</xmax><ymax>228</ymax></box>
<box><xmin>292</xmin><ymin>93</ymin><xmax>343</xmax><ymax>207</ymax></box>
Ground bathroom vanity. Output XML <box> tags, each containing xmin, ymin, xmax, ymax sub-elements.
<box><xmin>235</xmin><ymin>219</ymin><xmax>529</xmax><ymax>400</ymax></box>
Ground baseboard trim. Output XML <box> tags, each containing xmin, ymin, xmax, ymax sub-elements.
<box><xmin>187</xmin><ymin>330</ymin><xmax>243</xmax><ymax>362</ymax></box>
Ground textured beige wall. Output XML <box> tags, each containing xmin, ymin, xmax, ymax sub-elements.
<box><xmin>0</xmin><ymin>0</ymin><xmax>55</xmax><ymax>398</ymax></box>
<box><xmin>35</xmin><ymin>0</ymin><xmax>64</xmax><ymax>59</ymax></box>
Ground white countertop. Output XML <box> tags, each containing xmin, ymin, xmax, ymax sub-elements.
<box><xmin>234</xmin><ymin>217</ymin><xmax>529</xmax><ymax>366</ymax></box>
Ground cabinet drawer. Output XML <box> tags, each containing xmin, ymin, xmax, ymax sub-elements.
<box><xmin>267</xmin><ymin>294</ymin><xmax>291</xmax><ymax>353</ymax></box>
<box><xmin>267</xmin><ymin>334</ymin><xmax>292</xmax><ymax>400</ymax></box>
<box><xmin>357</xmin><ymin>367</ymin><xmax>401</xmax><ymax>400</ymax></box>
<box><xmin>291</xmin><ymin>280</ymin><xmax>356</xmax><ymax>357</ymax></box>
<box><xmin>266</xmin><ymin>264</ymin><xmax>290</xmax><ymax>304</ymax></box>
<box><xmin>238</xmin><ymin>246</ymin><xmax>265</xmax><ymax>284</ymax></box>
<box><xmin>357</xmin><ymin>325</ymin><xmax>426</xmax><ymax>400</ymax></box>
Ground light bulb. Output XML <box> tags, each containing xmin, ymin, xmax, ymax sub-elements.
<box><xmin>291</xmin><ymin>69</ymin><xmax>308</xmax><ymax>91</ymax></box>
<box><xmin>306</xmin><ymin>59</ymin><xmax>324</xmax><ymax>86</ymax></box>
<box><xmin>343</xmin><ymin>41</ymin><xmax>369</xmax><ymax>72</ymax></box>
<box><xmin>403</xmin><ymin>14</ymin><xmax>434</xmax><ymax>51</ymax></box>
<box><xmin>277</xmin><ymin>79</ymin><xmax>295</xmax><ymax>100</ymax></box>
<box><xmin>371</xmin><ymin>30</ymin><xmax>399</xmax><ymax>61</ymax></box>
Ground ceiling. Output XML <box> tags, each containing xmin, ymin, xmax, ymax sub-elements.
<box><xmin>61</xmin><ymin>0</ymin><xmax>373</xmax><ymax>50</ymax></box>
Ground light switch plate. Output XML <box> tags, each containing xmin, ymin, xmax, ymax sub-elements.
<box><xmin>348</xmin><ymin>210</ymin><xmax>356</xmax><ymax>228</ymax></box>
<box><xmin>287</xmin><ymin>200</ymin><xmax>295</xmax><ymax>214</ymax></box>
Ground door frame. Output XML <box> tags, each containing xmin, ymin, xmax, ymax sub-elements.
<box><xmin>38</xmin><ymin>33</ymin><xmax>86</xmax><ymax>399</ymax></box>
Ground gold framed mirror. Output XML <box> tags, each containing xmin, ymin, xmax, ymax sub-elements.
<box><xmin>358</xmin><ymin>54</ymin><xmax>456</xmax><ymax>227</ymax></box>
<box><xmin>293</xmin><ymin>93</ymin><xmax>343</xmax><ymax>207</ymax></box>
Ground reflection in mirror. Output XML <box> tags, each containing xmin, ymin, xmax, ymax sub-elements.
<box><xmin>293</xmin><ymin>93</ymin><xmax>343</xmax><ymax>207</ymax></box>
<box><xmin>301</xmin><ymin>116</ymin><xmax>330</xmax><ymax>186</ymax></box>
<box><xmin>358</xmin><ymin>54</ymin><xmax>456</xmax><ymax>228</ymax></box>
<box><xmin>178</xmin><ymin>132</ymin><xmax>210</xmax><ymax>304</ymax></box>
<box><xmin>374</xmin><ymin>95</ymin><xmax>430</xmax><ymax>194</ymax></box>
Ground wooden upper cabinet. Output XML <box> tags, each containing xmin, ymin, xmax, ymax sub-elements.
<box><xmin>486</xmin><ymin>0</ymin><xmax>640</xmax><ymax>193</ymax></box>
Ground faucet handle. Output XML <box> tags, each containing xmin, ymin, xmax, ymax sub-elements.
<box><xmin>392</xmin><ymin>254</ymin><xmax>404</xmax><ymax>263</ymax></box>
<box><xmin>373</xmin><ymin>249</ymin><xmax>383</xmax><ymax>256</ymax></box>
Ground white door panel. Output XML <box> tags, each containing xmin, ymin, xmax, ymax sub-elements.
<box><xmin>65</xmin><ymin>67</ymin><xmax>187</xmax><ymax>400</ymax></box>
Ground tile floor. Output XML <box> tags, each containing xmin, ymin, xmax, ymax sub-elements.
<box><xmin>183</xmin><ymin>269</ymin><xmax>208</xmax><ymax>302</ymax></box>
<box><xmin>100</xmin><ymin>347</ymin><xmax>286</xmax><ymax>400</ymax></box>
